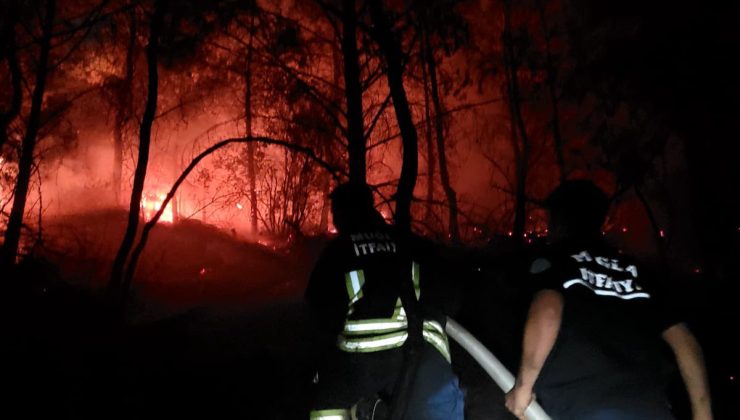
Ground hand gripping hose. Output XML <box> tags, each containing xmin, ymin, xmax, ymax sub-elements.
<box><xmin>445</xmin><ymin>317</ymin><xmax>552</xmax><ymax>420</ymax></box>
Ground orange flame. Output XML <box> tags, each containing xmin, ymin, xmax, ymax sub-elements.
<box><xmin>141</xmin><ymin>192</ymin><xmax>173</xmax><ymax>223</ymax></box>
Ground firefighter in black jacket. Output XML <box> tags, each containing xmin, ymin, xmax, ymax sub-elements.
<box><xmin>505</xmin><ymin>180</ymin><xmax>713</xmax><ymax>420</ymax></box>
<box><xmin>306</xmin><ymin>182</ymin><xmax>464</xmax><ymax>420</ymax></box>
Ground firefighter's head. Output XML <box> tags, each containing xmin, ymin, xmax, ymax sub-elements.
<box><xmin>545</xmin><ymin>179</ymin><xmax>610</xmax><ymax>243</ymax></box>
<box><xmin>329</xmin><ymin>182</ymin><xmax>381</xmax><ymax>232</ymax></box>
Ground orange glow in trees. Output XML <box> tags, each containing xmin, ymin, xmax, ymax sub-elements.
<box><xmin>140</xmin><ymin>192</ymin><xmax>173</xmax><ymax>223</ymax></box>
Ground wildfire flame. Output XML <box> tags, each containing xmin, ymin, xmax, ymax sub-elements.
<box><xmin>141</xmin><ymin>192</ymin><xmax>173</xmax><ymax>223</ymax></box>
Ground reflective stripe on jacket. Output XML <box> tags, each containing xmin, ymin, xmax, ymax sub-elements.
<box><xmin>336</xmin><ymin>262</ymin><xmax>451</xmax><ymax>362</ymax></box>
<box><xmin>309</xmin><ymin>408</ymin><xmax>350</xmax><ymax>419</ymax></box>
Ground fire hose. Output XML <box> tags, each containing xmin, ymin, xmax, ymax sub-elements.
<box><xmin>445</xmin><ymin>317</ymin><xmax>552</xmax><ymax>420</ymax></box>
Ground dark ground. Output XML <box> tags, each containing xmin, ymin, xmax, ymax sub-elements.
<box><xmin>5</xmin><ymin>260</ymin><xmax>737</xmax><ymax>420</ymax></box>
<box><xmin>1</xmin><ymin>212</ymin><xmax>737</xmax><ymax>419</ymax></box>
<box><xmin>1</xmin><ymin>284</ymin><xmax>516</xmax><ymax>419</ymax></box>
<box><xmin>0</xmin><ymin>212</ymin><xmax>518</xmax><ymax>419</ymax></box>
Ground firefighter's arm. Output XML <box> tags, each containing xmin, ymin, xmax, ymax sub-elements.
<box><xmin>505</xmin><ymin>289</ymin><xmax>563</xmax><ymax>419</ymax></box>
<box><xmin>662</xmin><ymin>323</ymin><xmax>713</xmax><ymax>420</ymax></box>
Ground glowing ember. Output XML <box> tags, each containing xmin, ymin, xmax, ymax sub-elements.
<box><xmin>141</xmin><ymin>192</ymin><xmax>173</xmax><ymax>223</ymax></box>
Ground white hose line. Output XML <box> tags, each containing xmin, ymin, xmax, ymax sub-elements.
<box><xmin>446</xmin><ymin>317</ymin><xmax>552</xmax><ymax>420</ymax></box>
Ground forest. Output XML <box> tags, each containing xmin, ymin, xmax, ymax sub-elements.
<box><xmin>1</xmin><ymin>0</ymin><xmax>738</xmax><ymax>418</ymax></box>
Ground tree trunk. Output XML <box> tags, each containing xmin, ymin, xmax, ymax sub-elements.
<box><xmin>369</xmin><ymin>0</ymin><xmax>419</xmax><ymax>232</ymax></box>
<box><xmin>170</xmin><ymin>191</ymin><xmax>179</xmax><ymax>223</ymax></box>
<box><xmin>423</xmin><ymin>29</ymin><xmax>460</xmax><ymax>242</ymax></box>
<box><xmin>319</xmin><ymin>46</ymin><xmax>344</xmax><ymax>232</ymax></box>
<box><xmin>420</xmin><ymin>31</ymin><xmax>435</xmax><ymax>229</ymax></box>
<box><xmin>111</xmin><ymin>122</ymin><xmax>124</xmax><ymax>204</ymax></box>
<box><xmin>0</xmin><ymin>2</ymin><xmax>22</xmax><ymax>150</ymax></box>
<box><xmin>341</xmin><ymin>0</ymin><xmax>366</xmax><ymax>185</ymax></box>
<box><xmin>0</xmin><ymin>0</ymin><xmax>55</xmax><ymax>269</ymax></box>
<box><xmin>318</xmin><ymin>174</ymin><xmax>331</xmax><ymax>232</ymax></box>
<box><xmin>538</xmin><ymin>0</ymin><xmax>566</xmax><ymax>182</ymax></box>
<box><xmin>369</xmin><ymin>2</ymin><xmax>422</xmax><ymax>409</ymax></box>
<box><xmin>109</xmin><ymin>0</ymin><xmax>166</xmax><ymax>296</ymax></box>
<box><xmin>245</xmin><ymin>13</ymin><xmax>258</xmax><ymax>234</ymax></box>
<box><xmin>112</xmin><ymin>6</ymin><xmax>137</xmax><ymax>205</ymax></box>
<box><xmin>503</xmin><ymin>0</ymin><xmax>530</xmax><ymax>243</ymax></box>
<box><xmin>634</xmin><ymin>184</ymin><xmax>667</xmax><ymax>262</ymax></box>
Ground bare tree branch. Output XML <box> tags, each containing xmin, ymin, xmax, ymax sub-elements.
<box><xmin>121</xmin><ymin>135</ymin><xmax>344</xmax><ymax>292</ymax></box>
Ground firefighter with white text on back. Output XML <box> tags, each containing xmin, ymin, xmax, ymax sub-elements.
<box><xmin>505</xmin><ymin>180</ymin><xmax>713</xmax><ymax>420</ymax></box>
<box><xmin>305</xmin><ymin>182</ymin><xmax>464</xmax><ymax>420</ymax></box>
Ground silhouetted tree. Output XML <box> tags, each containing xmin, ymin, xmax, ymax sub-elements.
<box><xmin>536</xmin><ymin>0</ymin><xmax>566</xmax><ymax>182</ymax></box>
<box><xmin>502</xmin><ymin>0</ymin><xmax>531</xmax><ymax>244</ymax></box>
<box><xmin>369</xmin><ymin>0</ymin><xmax>419</xmax><ymax>232</ymax></box>
<box><xmin>109</xmin><ymin>0</ymin><xmax>166</xmax><ymax>297</ymax></box>
<box><xmin>341</xmin><ymin>0</ymin><xmax>367</xmax><ymax>185</ymax></box>
<box><xmin>416</xmin><ymin>0</ymin><xmax>466</xmax><ymax>242</ymax></box>
<box><xmin>0</xmin><ymin>0</ymin><xmax>22</xmax><ymax>150</ymax></box>
<box><xmin>244</xmin><ymin>12</ymin><xmax>258</xmax><ymax>233</ymax></box>
<box><xmin>0</xmin><ymin>0</ymin><xmax>56</xmax><ymax>269</ymax></box>
<box><xmin>111</xmin><ymin>4</ymin><xmax>137</xmax><ymax>205</ymax></box>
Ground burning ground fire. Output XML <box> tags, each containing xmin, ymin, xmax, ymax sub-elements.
<box><xmin>140</xmin><ymin>192</ymin><xmax>174</xmax><ymax>223</ymax></box>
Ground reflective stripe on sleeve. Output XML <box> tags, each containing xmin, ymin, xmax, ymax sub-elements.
<box><xmin>412</xmin><ymin>261</ymin><xmax>421</xmax><ymax>299</ymax></box>
<box><xmin>423</xmin><ymin>319</ymin><xmax>445</xmax><ymax>336</ymax></box>
<box><xmin>344</xmin><ymin>270</ymin><xmax>365</xmax><ymax>305</ymax></box>
<box><xmin>393</xmin><ymin>297</ymin><xmax>405</xmax><ymax>319</ymax></box>
<box><xmin>423</xmin><ymin>320</ymin><xmax>451</xmax><ymax>363</ymax></box>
